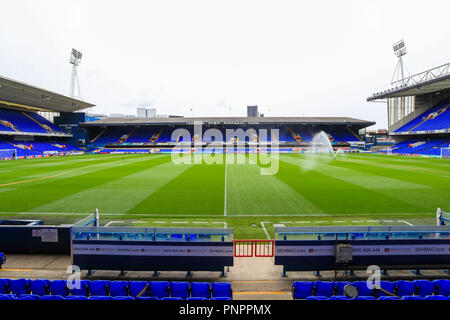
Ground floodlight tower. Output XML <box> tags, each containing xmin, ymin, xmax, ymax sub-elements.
<box><xmin>69</xmin><ymin>48</ymin><xmax>83</xmax><ymax>99</ymax></box>
<box><xmin>391</xmin><ymin>40</ymin><xmax>408</xmax><ymax>85</ymax></box>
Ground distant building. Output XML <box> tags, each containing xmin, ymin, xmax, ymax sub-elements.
<box><xmin>137</xmin><ymin>107</ymin><xmax>157</xmax><ymax>118</ymax></box>
<box><xmin>247</xmin><ymin>106</ymin><xmax>259</xmax><ymax>117</ymax></box>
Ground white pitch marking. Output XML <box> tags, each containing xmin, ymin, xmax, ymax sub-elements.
<box><xmin>398</xmin><ymin>220</ymin><xmax>414</xmax><ymax>226</ymax></box>
<box><xmin>213</xmin><ymin>222</ymin><xmax>228</xmax><ymax>228</ymax></box>
<box><xmin>193</xmin><ymin>222</ymin><xmax>208</xmax><ymax>224</ymax></box>
<box><xmin>383</xmin><ymin>220</ymin><xmax>394</xmax><ymax>223</ymax></box>
<box><xmin>104</xmin><ymin>221</ymin><xmax>124</xmax><ymax>227</ymax></box>
<box><xmin>260</xmin><ymin>222</ymin><xmax>271</xmax><ymax>240</ymax></box>
<box><xmin>280</xmin><ymin>222</ymin><xmax>293</xmax><ymax>224</ymax></box>
<box><xmin>153</xmin><ymin>221</ymin><xmax>167</xmax><ymax>224</ymax></box>
<box><xmin>132</xmin><ymin>221</ymin><xmax>146</xmax><ymax>224</ymax></box>
<box><xmin>295</xmin><ymin>221</ymin><xmax>311</xmax><ymax>224</ymax></box>
<box><xmin>172</xmin><ymin>222</ymin><xmax>189</xmax><ymax>224</ymax></box>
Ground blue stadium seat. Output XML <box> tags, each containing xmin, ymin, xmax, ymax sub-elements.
<box><xmin>211</xmin><ymin>297</ymin><xmax>233</xmax><ymax>300</ymax></box>
<box><xmin>191</xmin><ymin>282</ymin><xmax>211</xmax><ymax>299</ymax></box>
<box><xmin>292</xmin><ymin>282</ymin><xmax>313</xmax><ymax>299</ymax></box>
<box><xmin>0</xmin><ymin>279</ymin><xmax>9</xmax><ymax>294</ymax></box>
<box><xmin>355</xmin><ymin>296</ymin><xmax>376</xmax><ymax>300</ymax></box>
<box><xmin>0</xmin><ymin>294</ymin><xmax>16</xmax><ymax>300</ymax></box>
<box><xmin>435</xmin><ymin>280</ymin><xmax>450</xmax><ymax>296</ymax></box>
<box><xmin>378</xmin><ymin>296</ymin><xmax>401</xmax><ymax>300</ymax></box>
<box><xmin>135</xmin><ymin>296</ymin><xmax>160</xmax><ymax>300</ymax></box>
<box><xmin>403</xmin><ymin>296</ymin><xmax>426</xmax><ymax>300</ymax></box>
<box><xmin>426</xmin><ymin>295</ymin><xmax>450</xmax><ymax>300</ymax></box>
<box><xmin>314</xmin><ymin>281</ymin><xmax>334</xmax><ymax>297</ymax></box>
<box><xmin>328</xmin><ymin>296</ymin><xmax>353</xmax><ymax>300</ymax></box>
<box><xmin>170</xmin><ymin>282</ymin><xmax>190</xmax><ymax>299</ymax></box>
<box><xmin>212</xmin><ymin>283</ymin><xmax>232</xmax><ymax>299</ymax></box>
<box><xmin>38</xmin><ymin>295</ymin><xmax>64</xmax><ymax>300</ymax></box>
<box><xmin>17</xmin><ymin>294</ymin><xmax>39</xmax><ymax>300</ymax></box>
<box><xmin>30</xmin><ymin>279</ymin><xmax>50</xmax><ymax>296</ymax></box>
<box><xmin>49</xmin><ymin>280</ymin><xmax>68</xmax><ymax>296</ymax></box>
<box><xmin>334</xmin><ymin>282</ymin><xmax>351</xmax><ymax>296</ymax></box>
<box><xmin>376</xmin><ymin>281</ymin><xmax>395</xmax><ymax>297</ymax></box>
<box><xmin>89</xmin><ymin>296</ymin><xmax>112</xmax><ymax>300</ymax></box>
<box><xmin>306</xmin><ymin>296</ymin><xmax>328</xmax><ymax>300</ymax></box>
<box><xmin>354</xmin><ymin>281</ymin><xmax>374</xmax><ymax>297</ymax></box>
<box><xmin>109</xmin><ymin>281</ymin><xmax>129</xmax><ymax>297</ymax></box>
<box><xmin>89</xmin><ymin>280</ymin><xmax>109</xmax><ymax>296</ymax></box>
<box><xmin>395</xmin><ymin>281</ymin><xmax>416</xmax><ymax>296</ymax></box>
<box><xmin>112</xmin><ymin>296</ymin><xmax>135</xmax><ymax>300</ymax></box>
<box><xmin>129</xmin><ymin>281</ymin><xmax>149</xmax><ymax>297</ymax></box>
<box><xmin>414</xmin><ymin>280</ymin><xmax>436</xmax><ymax>297</ymax></box>
<box><xmin>187</xmin><ymin>297</ymin><xmax>208</xmax><ymax>301</ymax></box>
<box><xmin>9</xmin><ymin>279</ymin><xmax>30</xmax><ymax>295</ymax></box>
<box><xmin>69</xmin><ymin>280</ymin><xmax>90</xmax><ymax>296</ymax></box>
<box><xmin>64</xmin><ymin>295</ymin><xmax>89</xmax><ymax>300</ymax></box>
<box><xmin>161</xmin><ymin>297</ymin><xmax>183</xmax><ymax>300</ymax></box>
<box><xmin>150</xmin><ymin>281</ymin><xmax>170</xmax><ymax>298</ymax></box>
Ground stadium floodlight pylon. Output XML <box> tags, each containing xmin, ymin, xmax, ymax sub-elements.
<box><xmin>69</xmin><ymin>48</ymin><xmax>83</xmax><ymax>100</ymax></box>
<box><xmin>391</xmin><ymin>40</ymin><xmax>410</xmax><ymax>86</ymax></box>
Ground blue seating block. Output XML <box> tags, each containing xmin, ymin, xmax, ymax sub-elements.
<box><xmin>49</xmin><ymin>280</ymin><xmax>68</xmax><ymax>296</ymax></box>
<box><xmin>191</xmin><ymin>282</ymin><xmax>211</xmax><ymax>299</ymax></box>
<box><xmin>9</xmin><ymin>279</ymin><xmax>30</xmax><ymax>295</ymax></box>
<box><xmin>306</xmin><ymin>296</ymin><xmax>328</xmax><ymax>300</ymax></box>
<box><xmin>0</xmin><ymin>279</ymin><xmax>9</xmax><ymax>294</ymax></box>
<box><xmin>170</xmin><ymin>282</ymin><xmax>190</xmax><ymax>299</ymax></box>
<box><xmin>212</xmin><ymin>283</ymin><xmax>232</xmax><ymax>299</ymax></box>
<box><xmin>211</xmin><ymin>297</ymin><xmax>233</xmax><ymax>300</ymax></box>
<box><xmin>0</xmin><ymin>294</ymin><xmax>16</xmax><ymax>300</ymax></box>
<box><xmin>376</xmin><ymin>281</ymin><xmax>395</xmax><ymax>297</ymax></box>
<box><xmin>435</xmin><ymin>280</ymin><xmax>450</xmax><ymax>296</ymax></box>
<box><xmin>112</xmin><ymin>296</ymin><xmax>134</xmax><ymax>300</ymax></box>
<box><xmin>314</xmin><ymin>281</ymin><xmax>334</xmax><ymax>297</ymax></box>
<box><xmin>89</xmin><ymin>280</ymin><xmax>109</xmax><ymax>296</ymax></box>
<box><xmin>135</xmin><ymin>296</ymin><xmax>160</xmax><ymax>300</ymax></box>
<box><xmin>30</xmin><ymin>279</ymin><xmax>50</xmax><ymax>296</ymax></box>
<box><xmin>414</xmin><ymin>280</ymin><xmax>436</xmax><ymax>297</ymax></box>
<box><xmin>403</xmin><ymin>296</ymin><xmax>426</xmax><ymax>300</ymax></box>
<box><xmin>426</xmin><ymin>295</ymin><xmax>450</xmax><ymax>300</ymax></box>
<box><xmin>69</xmin><ymin>280</ymin><xmax>90</xmax><ymax>296</ymax></box>
<box><xmin>38</xmin><ymin>295</ymin><xmax>63</xmax><ymax>300</ymax></box>
<box><xmin>17</xmin><ymin>294</ymin><xmax>39</xmax><ymax>300</ymax></box>
<box><xmin>150</xmin><ymin>281</ymin><xmax>170</xmax><ymax>298</ymax></box>
<box><xmin>187</xmin><ymin>297</ymin><xmax>208</xmax><ymax>300</ymax></box>
<box><xmin>129</xmin><ymin>281</ymin><xmax>149</xmax><ymax>297</ymax></box>
<box><xmin>109</xmin><ymin>281</ymin><xmax>129</xmax><ymax>297</ymax></box>
<box><xmin>64</xmin><ymin>296</ymin><xmax>89</xmax><ymax>300</ymax></box>
<box><xmin>395</xmin><ymin>281</ymin><xmax>416</xmax><ymax>296</ymax></box>
<box><xmin>161</xmin><ymin>297</ymin><xmax>183</xmax><ymax>300</ymax></box>
<box><xmin>292</xmin><ymin>282</ymin><xmax>313</xmax><ymax>299</ymax></box>
<box><xmin>354</xmin><ymin>281</ymin><xmax>374</xmax><ymax>297</ymax></box>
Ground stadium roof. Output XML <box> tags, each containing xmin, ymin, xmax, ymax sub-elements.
<box><xmin>367</xmin><ymin>62</ymin><xmax>450</xmax><ymax>101</ymax></box>
<box><xmin>0</xmin><ymin>75</ymin><xmax>95</xmax><ymax>113</ymax></box>
<box><xmin>82</xmin><ymin>116</ymin><xmax>375</xmax><ymax>127</ymax></box>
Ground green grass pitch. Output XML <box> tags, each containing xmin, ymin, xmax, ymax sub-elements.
<box><xmin>0</xmin><ymin>153</ymin><xmax>448</xmax><ymax>239</ymax></box>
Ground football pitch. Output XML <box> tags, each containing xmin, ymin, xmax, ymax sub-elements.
<box><xmin>0</xmin><ymin>153</ymin><xmax>448</xmax><ymax>239</ymax></box>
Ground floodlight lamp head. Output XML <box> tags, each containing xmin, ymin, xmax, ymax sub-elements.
<box><xmin>393</xmin><ymin>40</ymin><xmax>407</xmax><ymax>58</ymax></box>
<box><xmin>70</xmin><ymin>48</ymin><xmax>83</xmax><ymax>66</ymax></box>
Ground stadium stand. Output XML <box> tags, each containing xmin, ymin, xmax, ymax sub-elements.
<box><xmin>292</xmin><ymin>280</ymin><xmax>450</xmax><ymax>300</ymax></box>
<box><xmin>0</xmin><ymin>279</ymin><xmax>233</xmax><ymax>300</ymax></box>
<box><xmin>395</xmin><ymin>101</ymin><xmax>450</xmax><ymax>133</ymax></box>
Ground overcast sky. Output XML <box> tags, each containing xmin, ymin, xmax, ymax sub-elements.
<box><xmin>1</xmin><ymin>0</ymin><xmax>449</xmax><ymax>128</ymax></box>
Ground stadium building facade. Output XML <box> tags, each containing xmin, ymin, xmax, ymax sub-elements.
<box><xmin>368</xmin><ymin>62</ymin><xmax>450</xmax><ymax>157</ymax></box>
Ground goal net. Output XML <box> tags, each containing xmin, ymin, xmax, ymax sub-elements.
<box><xmin>436</xmin><ymin>208</ymin><xmax>450</xmax><ymax>226</ymax></box>
<box><xmin>0</xmin><ymin>149</ymin><xmax>16</xmax><ymax>160</ymax></box>
<box><xmin>441</xmin><ymin>147</ymin><xmax>450</xmax><ymax>159</ymax></box>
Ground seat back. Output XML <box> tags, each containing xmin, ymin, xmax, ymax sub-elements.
<box><xmin>212</xmin><ymin>283</ymin><xmax>232</xmax><ymax>298</ymax></box>
<box><xmin>435</xmin><ymin>280</ymin><xmax>450</xmax><ymax>296</ymax></box>
<box><xmin>334</xmin><ymin>282</ymin><xmax>351</xmax><ymax>296</ymax></box>
<box><xmin>414</xmin><ymin>280</ymin><xmax>436</xmax><ymax>297</ymax></box>
<box><xmin>354</xmin><ymin>281</ymin><xmax>374</xmax><ymax>297</ymax></box>
<box><xmin>89</xmin><ymin>280</ymin><xmax>109</xmax><ymax>296</ymax></box>
<box><xmin>109</xmin><ymin>281</ymin><xmax>129</xmax><ymax>297</ymax></box>
<box><xmin>30</xmin><ymin>279</ymin><xmax>50</xmax><ymax>296</ymax></box>
<box><xmin>129</xmin><ymin>281</ymin><xmax>149</xmax><ymax>297</ymax></box>
<box><xmin>292</xmin><ymin>281</ymin><xmax>313</xmax><ymax>299</ymax></box>
<box><xmin>395</xmin><ymin>281</ymin><xmax>416</xmax><ymax>296</ymax></box>
<box><xmin>0</xmin><ymin>279</ymin><xmax>9</xmax><ymax>294</ymax></box>
<box><xmin>49</xmin><ymin>280</ymin><xmax>68</xmax><ymax>296</ymax></box>
<box><xmin>314</xmin><ymin>281</ymin><xmax>334</xmax><ymax>297</ymax></box>
<box><xmin>150</xmin><ymin>281</ymin><xmax>170</xmax><ymax>298</ymax></box>
<box><xmin>191</xmin><ymin>282</ymin><xmax>211</xmax><ymax>299</ymax></box>
<box><xmin>170</xmin><ymin>282</ymin><xmax>190</xmax><ymax>299</ymax></box>
<box><xmin>69</xmin><ymin>280</ymin><xmax>90</xmax><ymax>296</ymax></box>
<box><xmin>9</xmin><ymin>279</ymin><xmax>29</xmax><ymax>295</ymax></box>
<box><xmin>376</xmin><ymin>281</ymin><xmax>395</xmax><ymax>297</ymax></box>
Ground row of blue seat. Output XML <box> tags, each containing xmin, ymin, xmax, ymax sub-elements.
<box><xmin>0</xmin><ymin>294</ymin><xmax>232</xmax><ymax>301</ymax></box>
<box><xmin>0</xmin><ymin>279</ymin><xmax>232</xmax><ymax>299</ymax></box>
<box><xmin>292</xmin><ymin>280</ymin><xmax>450</xmax><ymax>299</ymax></box>
<box><xmin>305</xmin><ymin>295</ymin><xmax>450</xmax><ymax>300</ymax></box>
